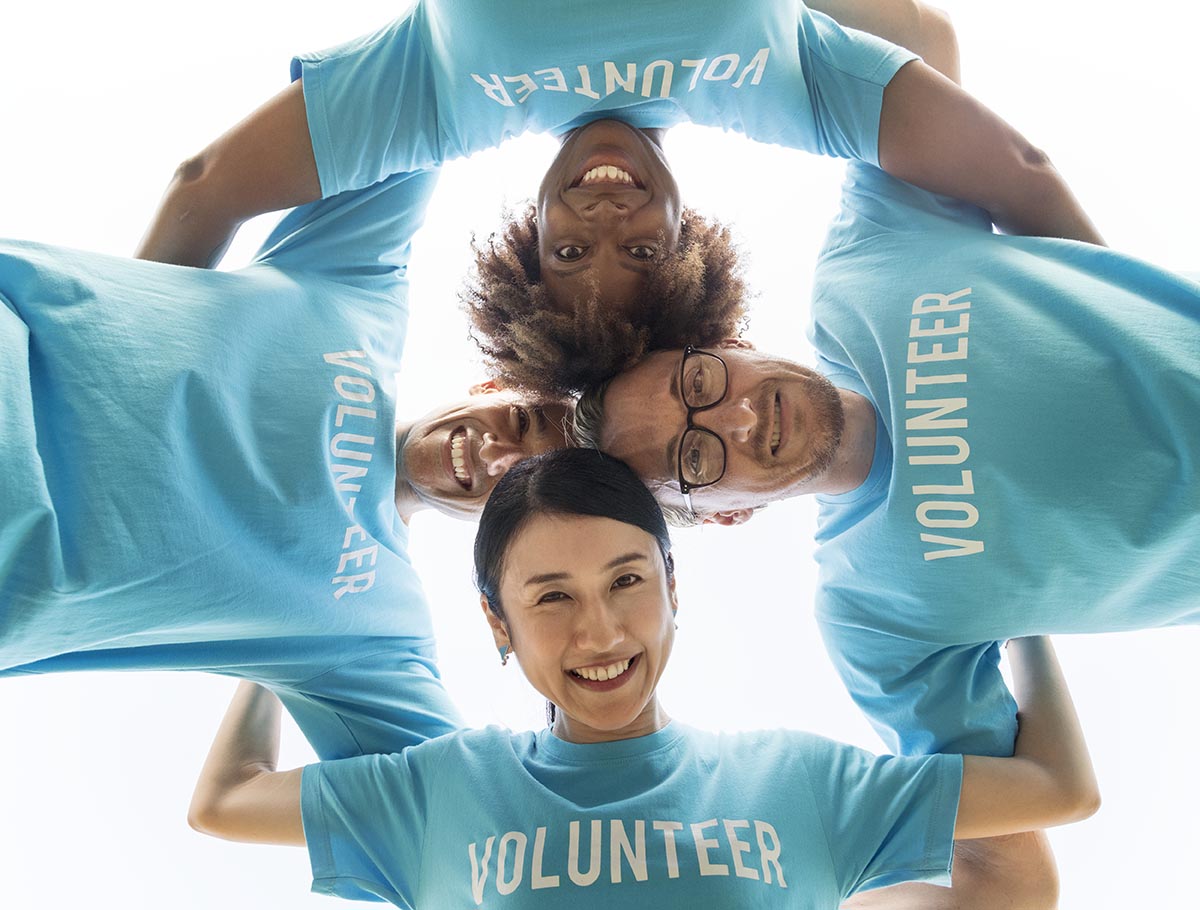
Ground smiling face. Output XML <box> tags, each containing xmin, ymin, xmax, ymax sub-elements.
<box><xmin>597</xmin><ymin>344</ymin><xmax>846</xmax><ymax>519</ymax></box>
<box><xmin>537</xmin><ymin>119</ymin><xmax>682</xmax><ymax>313</ymax></box>
<box><xmin>395</xmin><ymin>389</ymin><xmax>572</xmax><ymax>521</ymax></box>
<box><xmin>486</xmin><ymin>513</ymin><xmax>675</xmax><ymax>744</ymax></box>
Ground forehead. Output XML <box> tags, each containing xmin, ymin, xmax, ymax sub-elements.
<box><xmin>502</xmin><ymin>514</ymin><xmax>659</xmax><ymax>582</ymax></box>
<box><xmin>596</xmin><ymin>351</ymin><xmax>685</xmax><ymax>485</ymax></box>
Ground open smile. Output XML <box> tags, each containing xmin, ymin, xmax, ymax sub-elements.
<box><xmin>570</xmin><ymin>152</ymin><xmax>645</xmax><ymax>190</ymax></box>
<box><xmin>447</xmin><ymin>426</ymin><xmax>473</xmax><ymax>490</ymax></box>
<box><xmin>567</xmin><ymin>654</ymin><xmax>639</xmax><ymax>691</ymax></box>
<box><xmin>770</xmin><ymin>394</ymin><xmax>782</xmax><ymax>455</ymax></box>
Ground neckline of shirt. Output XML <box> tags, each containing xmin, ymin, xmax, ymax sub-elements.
<box><xmin>534</xmin><ymin>721</ymin><xmax>687</xmax><ymax>765</ymax></box>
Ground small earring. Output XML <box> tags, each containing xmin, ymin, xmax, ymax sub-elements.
<box><xmin>499</xmin><ymin>644</ymin><xmax>510</xmax><ymax>666</ymax></box>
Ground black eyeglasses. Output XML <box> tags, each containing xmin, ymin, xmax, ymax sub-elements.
<box><xmin>674</xmin><ymin>346</ymin><xmax>729</xmax><ymax>516</ymax></box>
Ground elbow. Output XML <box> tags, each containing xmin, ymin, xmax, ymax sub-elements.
<box><xmin>914</xmin><ymin>4</ymin><xmax>961</xmax><ymax>83</ymax></box>
<box><xmin>1064</xmin><ymin>781</ymin><xmax>1102</xmax><ymax>825</ymax></box>
<box><xmin>187</xmin><ymin>792</ymin><xmax>226</xmax><ymax>838</ymax></box>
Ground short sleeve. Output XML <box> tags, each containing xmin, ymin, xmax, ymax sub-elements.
<box><xmin>796</xmin><ymin>10</ymin><xmax>918</xmax><ymax>164</ymax></box>
<box><xmin>800</xmin><ymin>735</ymin><xmax>962</xmax><ymax>897</ymax></box>
<box><xmin>821</xmin><ymin>162</ymin><xmax>994</xmax><ymax>253</ymax></box>
<box><xmin>250</xmin><ymin>169</ymin><xmax>440</xmax><ymax>293</ymax></box>
<box><xmin>292</xmin><ymin>11</ymin><xmax>439</xmax><ymax>198</ymax></box>
<box><xmin>302</xmin><ymin>745</ymin><xmax>442</xmax><ymax>906</ymax></box>
<box><xmin>272</xmin><ymin>647</ymin><xmax>463</xmax><ymax>761</ymax></box>
<box><xmin>820</xmin><ymin>620</ymin><xmax>1018</xmax><ymax>758</ymax></box>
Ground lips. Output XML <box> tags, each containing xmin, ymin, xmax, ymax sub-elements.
<box><xmin>567</xmin><ymin>654</ymin><xmax>639</xmax><ymax>691</ymax></box>
<box><xmin>570</xmin><ymin>152</ymin><xmax>645</xmax><ymax>190</ymax></box>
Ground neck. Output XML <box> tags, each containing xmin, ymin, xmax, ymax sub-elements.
<box><xmin>392</xmin><ymin>422</ymin><xmax>420</xmax><ymax>525</ymax></box>
<box><xmin>552</xmin><ymin>697</ymin><xmax>670</xmax><ymax>745</ymax></box>
<box><xmin>812</xmin><ymin>390</ymin><xmax>877</xmax><ymax>495</ymax></box>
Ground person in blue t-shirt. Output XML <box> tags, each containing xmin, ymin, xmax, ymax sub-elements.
<box><xmin>574</xmin><ymin>11</ymin><xmax>1199</xmax><ymax>905</ymax></box>
<box><xmin>2</xmin><ymin>164</ymin><xmax>571</xmax><ymax>763</ymax></box>
<box><xmin>187</xmin><ymin>448</ymin><xmax>1098</xmax><ymax>909</ymax></box>
<box><xmin>139</xmin><ymin>0</ymin><xmax>1102</xmax><ymax>397</ymax></box>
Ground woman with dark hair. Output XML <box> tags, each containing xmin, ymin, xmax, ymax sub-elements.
<box><xmin>140</xmin><ymin>1</ymin><xmax>1101</xmax><ymax>397</ymax></box>
<box><xmin>188</xmin><ymin>448</ymin><xmax>1098</xmax><ymax>908</ymax></box>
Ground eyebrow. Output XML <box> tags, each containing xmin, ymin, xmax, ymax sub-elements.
<box><xmin>522</xmin><ymin>551</ymin><xmax>649</xmax><ymax>587</ymax></box>
<box><xmin>546</xmin><ymin>252</ymin><xmax>655</xmax><ymax>278</ymax></box>
<box><xmin>664</xmin><ymin>362</ymin><xmax>682</xmax><ymax>476</ymax></box>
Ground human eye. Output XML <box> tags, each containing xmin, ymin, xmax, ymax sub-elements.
<box><xmin>536</xmin><ymin>590</ymin><xmax>568</xmax><ymax>605</ymax></box>
<box><xmin>682</xmin><ymin>440</ymin><xmax>704</xmax><ymax>477</ymax></box>
<box><xmin>513</xmin><ymin>405</ymin><xmax>530</xmax><ymax>439</ymax></box>
<box><xmin>682</xmin><ymin>363</ymin><xmax>707</xmax><ymax>400</ymax></box>
<box><xmin>626</xmin><ymin>244</ymin><xmax>657</xmax><ymax>261</ymax></box>
<box><xmin>554</xmin><ymin>244</ymin><xmax>586</xmax><ymax>262</ymax></box>
<box><xmin>612</xmin><ymin>573</ymin><xmax>642</xmax><ymax>590</ymax></box>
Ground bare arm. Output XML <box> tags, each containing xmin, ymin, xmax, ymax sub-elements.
<box><xmin>807</xmin><ymin>0</ymin><xmax>960</xmax><ymax>83</ymax></box>
<box><xmin>135</xmin><ymin>80</ymin><xmax>320</xmax><ymax>268</ymax></box>
<box><xmin>188</xmin><ymin>681</ymin><xmax>305</xmax><ymax>846</ymax></box>
<box><xmin>812</xmin><ymin>0</ymin><xmax>1104</xmax><ymax>244</ymax></box>
<box><xmin>955</xmin><ymin>637</ymin><xmax>1100</xmax><ymax>839</ymax></box>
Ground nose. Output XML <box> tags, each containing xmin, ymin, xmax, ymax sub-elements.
<box><xmin>574</xmin><ymin>596</ymin><xmax>626</xmax><ymax>652</ymax></box>
<box><xmin>577</xmin><ymin>198</ymin><xmax>630</xmax><ymax>222</ymax></box>
<box><xmin>480</xmin><ymin>432</ymin><xmax>524</xmax><ymax>477</ymax></box>
<box><xmin>717</xmin><ymin>397</ymin><xmax>757</xmax><ymax>444</ymax></box>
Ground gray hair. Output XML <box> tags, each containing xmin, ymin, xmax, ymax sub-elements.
<box><xmin>572</xmin><ymin>378</ymin><xmax>701</xmax><ymax>529</ymax></box>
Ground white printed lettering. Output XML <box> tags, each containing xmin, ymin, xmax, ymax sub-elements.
<box><xmin>907</xmin><ymin>435</ymin><xmax>970</xmax><ymax>465</ymax></box>
<box><xmin>496</xmin><ymin>831</ymin><xmax>527</xmax><ymax>896</ymax></box>
<box><xmin>610</xmin><ymin>819</ymin><xmax>648</xmax><ymax>883</ymax></box>
<box><xmin>755</xmin><ymin>821</ymin><xmax>786</xmax><ymax>887</ymax></box>
<box><xmin>920</xmin><ymin>533</ymin><xmax>985</xmax><ymax>560</ymax></box>
<box><xmin>916</xmin><ymin>501</ymin><xmax>979</xmax><ymax>529</ymax></box>
<box><xmin>724</xmin><ymin>820</ymin><xmax>759</xmax><ymax>880</ymax></box>
<box><xmin>470</xmin><ymin>73</ymin><xmax>513</xmax><ymax>106</ymax></box>
<box><xmin>654</xmin><ymin>820</ymin><xmax>683</xmax><ymax>879</ymax></box>
<box><xmin>691</xmin><ymin>820</ymin><xmax>729</xmax><ymax>876</ymax></box>
<box><xmin>530</xmin><ymin>827</ymin><xmax>560</xmax><ymax>889</ymax></box>
<box><xmin>641</xmin><ymin>60</ymin><xmax>674</xmax><ymax>97</ymax></box>
<box><xmin>568</xmin><ymin>820</ymin><xmax>602</xmax><ymax>886</ymax></box>
<box><xmin>535</xmin><ymin>67</ymin><xmax>567</xmax><ymax>92</ymax></box>
<box><xmin>905</xmin><ymin>398</ymin><xmax>968</xmax><ymax>432</ymax></box>
<box><xmin>732</xmin><ymin>48</ymin><xmax>770</xmax><ymax>87</ymax></box>
<box><xmin>469</xmin><ymin>837</ymin><xmax>495</xmax><ymax>906</ymax></box>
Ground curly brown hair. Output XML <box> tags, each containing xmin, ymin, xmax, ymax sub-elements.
<box><xmin>462</xmin><ymin>203</ymin><xmax>747</xmax><ymax>398</ymax></box>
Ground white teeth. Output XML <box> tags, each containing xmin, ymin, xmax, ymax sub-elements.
<box><xmin>450</xmin><ymin>431</ymin><xmax>469</xmax><ymax>484</ymax></box>
<box><xmin>571</xmin><ymin>657</ymin><xmax>633</xmax><ymax>682</ymax></box>
<box><xmin>580</xmin><ymin>164</ymin><xmax>634</xmax><ymax>186</ymax></box>
<box><xmin>770</xmin><ymin>399</ymin><xmax>782</xmax><ymax>452</ymax></box>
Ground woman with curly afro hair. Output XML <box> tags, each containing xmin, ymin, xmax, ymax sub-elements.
<box><xmin>462</xmin><ymin>133</ymin><xmax>748</xmax><ymax>398</ymax></box>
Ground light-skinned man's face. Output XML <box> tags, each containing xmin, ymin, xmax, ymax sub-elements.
<box><xmin>597</xmin><ymin>343</ymin><xmax>846</xmax><ymax>521</ymax></box>
<box><xmin>396</xmin><ymin>383</ymin><xmax>572</xmax><ymax>520</ymax></box>
<box><xmin>537</xmin><ymin>119</ymin><xmax>682</xmax><ymax>313</ymax></box>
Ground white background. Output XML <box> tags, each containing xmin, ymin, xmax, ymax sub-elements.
<box><xmin>1</xmin><ymin>2</ymin><xmax>1197</xmax><ymax>907</ymax></box>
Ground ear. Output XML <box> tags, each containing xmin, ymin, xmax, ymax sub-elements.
<box><xmin>468</xmin><ymin>379</ymin><xmax>506</xmax><ymax>396</ymax></box>
<box><xmin>702</xmin><ymin>508</ymin><xmax>757</xmax><ymax>527</ymax></box>
<box><xmin>668</xmin><ymin>573</ymin><xmax>679</xmax><ymax>615</ymax></box>
<box><xmin>715</xmin><ymin>338</ymin><xmax>755</xmax><ymax>352</ymax></box>
<box><xmin>480</xmin><ymin>595</ymin><xmax>512</xmax><ymax>652</ymax></box>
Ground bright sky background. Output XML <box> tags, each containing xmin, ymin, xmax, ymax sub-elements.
<box><xmin>1</xmin><ymin>2</ymin><xmax>1197</xmax><ymax>908</ymax></box>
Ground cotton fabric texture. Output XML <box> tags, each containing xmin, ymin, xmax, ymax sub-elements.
<box><xmin>302</xmin><ymin>722</ymin><xmax>962</xmax><ymax>907</ymax></box>
<box><xmin>291</xmin><ymin>0</ymin><xmax>917</xmax><ymax>198</ymax></box>
<box><xmin>810</xmin><ymin>163</ymin><xmax>1200</xmax><ymax>757</ymax></box>
<box><xmin>0</xmin><ymin>171</ymin><xmax>462</xmax><ymax>759</ymax></box>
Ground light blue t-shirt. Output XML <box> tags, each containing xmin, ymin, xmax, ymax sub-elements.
<box><xmin>809</xmin><ymin>163</ymin><xmax>1200</xmax><ymax>758</ymax></box>
<box><xmin>291</xmin><ymin>0</ymin><xmax>917</xmax><ymax>198</ymax></box>
<box><xmin>1</xmin><ymin>170</ymin><xmax>462</xmax><ymax>759</ymax></box>
<box><xmin>302</xmin><ymin>722</ymin><xmax>961</xmax><ymax>908</ymax></box>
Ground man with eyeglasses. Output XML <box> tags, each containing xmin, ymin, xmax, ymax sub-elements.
<box><xmin>572</xmin><ymin>38</ymin><xmax>1199</xmax><ymax>910</ymax></box>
